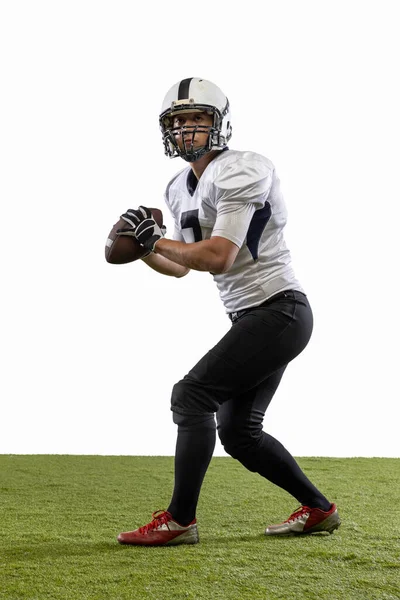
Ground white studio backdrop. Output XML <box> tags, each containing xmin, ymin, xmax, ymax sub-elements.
<box><xmin>1</xmin><ymin>1</ymin><xmax>399</xmax><ymax>457</ymax></box>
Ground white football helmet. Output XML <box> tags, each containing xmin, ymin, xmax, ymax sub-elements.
<box><xmin>159</xmin><ymin>78</ymin><xmax>232</xmax><ymax>162</ymax></box>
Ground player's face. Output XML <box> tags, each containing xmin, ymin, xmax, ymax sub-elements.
<box><xmin>172</xmin><ymin>111</ymin><xmax>213</xmax><ymax>151</ymax></box>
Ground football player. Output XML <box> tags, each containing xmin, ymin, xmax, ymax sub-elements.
<box><xmin>116</xmin><ymin>78</ymin><xmax>340</xmax><ymax>545</ymax></box>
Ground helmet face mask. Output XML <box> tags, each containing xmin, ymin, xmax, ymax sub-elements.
<box><xmin>159</xmin><ymin>79</ymin><xmax>232</xmax><ymax>162</ymax></box>
<box><xmin>165</xmin><ymin>121</ymin><xmax>215</xmax><ymax>163</ymax></box>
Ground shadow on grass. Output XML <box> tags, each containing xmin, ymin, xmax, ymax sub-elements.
<box><xmin>202</xmin><ymin>531</ymin><xmax>338</xmax><ymax>546</ymax></box>
<box><xmin>2</xmin><ymin>531</ymin><xmax>340</xmax><ymax>563</ymax></box>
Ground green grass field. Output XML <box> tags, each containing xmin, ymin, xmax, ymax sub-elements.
<box><xmin>0</xmin><ymin>456</ymin><xmax>399</xmax><ymax>600</ymax></box>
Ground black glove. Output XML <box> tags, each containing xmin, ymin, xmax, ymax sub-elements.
<box><xmin>117</xmin><ymin>206</ymin><xmax>166</xmax><ymax>252</ymax></box>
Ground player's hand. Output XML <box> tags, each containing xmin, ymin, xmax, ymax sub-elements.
<box><xmin>117</xmin><ymin>206</ymin><xmax>166</xmax><ymax>252</ymax></box>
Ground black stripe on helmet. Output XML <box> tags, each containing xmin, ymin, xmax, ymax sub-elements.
<box><xmin>178</xmin><ymin>78</ymin><xmax>193</xmax><ymax>100</ymax></box>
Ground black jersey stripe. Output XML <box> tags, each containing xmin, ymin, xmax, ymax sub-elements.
<box><xmin>178</xmin><ymin>78</ymin><xmax>193</xmax><ymax>99</ymax></box>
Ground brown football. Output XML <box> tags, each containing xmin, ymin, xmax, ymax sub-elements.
<box><xmin>105</xmin><ymin>208</ymin><xmax>163</xmax><ymax>264</ymax></box>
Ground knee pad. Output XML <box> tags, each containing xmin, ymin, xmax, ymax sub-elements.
<box><xmin>172</xmin><ymin>410</ymin><xmax>215</xmax><ymax>430</ymax></box>
<box><xmin>171</xmin><ymin>380</ymin><xmax>189</xmax><ymax>415</ymax></box>
<box><xmin>171</xmin><ymin>378</ymin><xmax>218</xmax><ymax>418</ymax></box>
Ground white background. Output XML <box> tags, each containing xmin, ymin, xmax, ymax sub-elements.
<box><xmin>1</xmin><ymin>1</ymin><xmax>399</xmax><ymax>457</ymax></box>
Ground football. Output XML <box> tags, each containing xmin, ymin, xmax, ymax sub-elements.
<box><xmin>105</xmin><ymin>208</ymin><xmax>164</xmax><ymax>264</ymax></box>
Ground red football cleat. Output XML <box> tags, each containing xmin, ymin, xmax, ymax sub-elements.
<box><xmin>117</xmin><ymin>510</ymin><xmax>199</xmax><ymax>546</ymax></box>
<box><xmin>265</xmin><ymin>503</ymin><xmax>341</xmax><ymax>536</ymax></box>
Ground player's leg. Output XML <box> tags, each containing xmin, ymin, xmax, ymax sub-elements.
<box><xmin>167</xmin><ymin>291</ymin><xmax>314</xmax><ymax>526</ymax></box>
<box><xmin>118</xmin><ymin>291</ymin><xmax>333</xmax><ymax>544</ymax></box>
<box><xmin>166</xmin><ymin>412</ymin><xmax>216</xmax><ymax>527</ymax></box>
<box><xmin>216</xmin><ymin>369</ymin><xmax>331</xmax><ymax>510</ymax></box>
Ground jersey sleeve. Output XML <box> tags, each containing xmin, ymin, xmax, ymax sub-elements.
<box><xmin>211</xmin><ymin>156</ymin><xmax>273</xmax><ymax>247</ymax></box>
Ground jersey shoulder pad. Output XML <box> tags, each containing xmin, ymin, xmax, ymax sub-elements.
<box><xmin>212</xmin><ymin>150</ymin><xmax>274</xmax><ymax>203</ymax></box>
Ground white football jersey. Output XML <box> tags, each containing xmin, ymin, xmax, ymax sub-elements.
<box><xmin>164</xmin><ymin>149</ymin><xmax>304</xmax><ymax>313</ymax></box>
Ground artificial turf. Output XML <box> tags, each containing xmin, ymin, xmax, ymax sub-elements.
<box><xmin>0</xmin><ymin>455</ymin><xmax>399</xmax><ymax>599</ymax></box>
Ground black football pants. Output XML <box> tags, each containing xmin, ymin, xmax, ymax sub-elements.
<box><xmin>167</xmin><ymin>290</ymin><xmax>331</xmax><ymax>525</ymax></box>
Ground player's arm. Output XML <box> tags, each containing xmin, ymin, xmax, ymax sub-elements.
<box><xmin>123</xmin><ymin>205</ymin><xmax>239</xmax><ymax>274</ymax></box>
<box><xmin>141</xmin><ymin>252</ymin><xmax>190</xmax><ymax>278</ymax></box>
<box><xmin>154</xmin><ymin>237</ymin><xmax>239</xmax><ymax>274</ymax></box>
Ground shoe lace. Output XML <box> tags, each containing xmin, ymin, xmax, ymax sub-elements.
<box><xmin>138</xmin><ymin>510</ymin><xmax>172</xmax><ymax>535</ymax></box>
<box><xmin>285</xmin><ymin>506</ymin><xmax>311</xmax><ymax>524</ymax></box>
